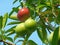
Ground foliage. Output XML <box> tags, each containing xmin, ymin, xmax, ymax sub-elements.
<box><xmin>0</xmin><ymin>0</ymin><xmax>60</xmax><ymax>45</ymax></box>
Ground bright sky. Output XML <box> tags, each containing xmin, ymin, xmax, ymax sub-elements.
<box><xmin>0</xmin><ymin>0</ymin><xmax>43</xmax><ymax>45</ymax></box>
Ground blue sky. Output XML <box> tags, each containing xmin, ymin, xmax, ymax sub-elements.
<box><xmin>0</xmin><ymin>0</ymin><xmax>43</xmax><ymax>45</ymax></box>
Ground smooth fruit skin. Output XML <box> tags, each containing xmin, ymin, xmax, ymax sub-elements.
<box><xmin>10</xmin><ymin>15</ymin><xmax>18</xmax><ymax>20</ymax></box>
<box><xmin>15</xmin><ymin>23</ymin><xmax>26</xmax><ymax>36</ymax></box>
<box><xmin>25</xmin><ymin>18</ymin><xmax>37</xmax><ymax>29</ymax></box>
<box><xmin>17</xmin><ymin>8</ymin><xmax>30</xmax><ymax>22</ymax></box>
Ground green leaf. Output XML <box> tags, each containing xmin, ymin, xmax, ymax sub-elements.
<box><xmin>2</xmin><ymin>13</ymin><xmax>8</xmax><ymax>28</ymax></box>
<box><xmin>42</xmin><ymin>27</ymin><xmax>47</xmax><ymax>41</ymax></box>
<box><xmin>51</xmin><ymin>27</ymin><xmax>59</xmax><ymax>45</ymax></box>
<box><xmin>3</xmin><ymin>35</ymin><xmax>7</xmax><ymax>40</ymax></box>
<box><xmin>5</xmin><ymin>26</ymin><xmax>16</xmax><ymax>33</ymax></box>
<box><xmin>13</xmin><ymin>0</ymin><xmax>18</xmax><ymax>4</ymax></box>
<box><xmin>6</xmin><ymin>37</ymin><xmax>13</xmax><ymax>42</ymax></box>
<box><xmin>36</xmin><ymin>4</ymin><xmax>46</xmax><ymax>12</ymax></box>
<box><xmin>9</xmin><ymin>6</ymin><xmax>19</xmax><ymax>16</ymax></box>
<box><xmin>5</xmin><ymin>26</ymin><xmax>16</xmax><ymax>36</ymax></box>
<box><xmin>9</xmin><ymin>10</ymin><xmax>14</xmax><ymax>16</ymax></box>
<box><xmin>15</xmin><ymin>40</ymin><xmax>23</xmax><ymax>44</ymax></box>
<box><xmin>1</xmin><ymin>30</ymin><xmax>5</xmax><ymax>35</ymax></box>
<box><xmin>0</xmin><ymin>30</ymin><xmax>5</xmax><ymax>40</ymax></box>
<box><xmin>27</xmin><ymin>40</ymin><xmax>37</xmax><ymax>45</ymax></box>
<box><xmin>0</xmin><ymin>16</ymin><xmax>3</xmax><ymax>29</ymax></box>
<box><xmin>12</xmin><ymin>7</ymin><xmax>19</xmax><ymax>13</ymax></box>
<box><xmin>7</xmin><ymin>21</ymin><xmax>21</xmax><ymax>25</ymax></box>
<box><xmin>3</xmin><ymin>35</ymin><xmax>13</xmax><ymax>42</ymax></box>
<box><xmin>0</xmin><ymin>31</ymin><xmax>2</xmax><ymax>40</ymax></box>
<box><xmin>36</xmin><ymin>4</ymin><xmax>45</xmax><ymax>9</ymax></box>
<box><xmin>37</xmin><ymin>27</ymin><xmax>47</xmax><ymax>43</ymax></box>
<box><xmin>14</xmin><ymin>34</ymin><xmax>19</xmax><ymax>41</ymax></box>
<box><xmin>7</xmin><ymin>31</ymin><xmax>15</xmax><ymax>36</ymax></box>
<box><xmin>37</xmin><ymin>29</ymin><xmax>44</xmax><ymax>42</ymax></box>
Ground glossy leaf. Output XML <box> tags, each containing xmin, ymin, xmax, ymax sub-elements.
<box><xmin>2</xmin><ymin>13</ymin><xmax>8</xmax><ymax>28</ymax></box>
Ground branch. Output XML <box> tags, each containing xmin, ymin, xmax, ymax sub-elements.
<box><xmin>0</xmin><ymin>40</ymin><xmax>15</xmax><ymax>45</ymax></box>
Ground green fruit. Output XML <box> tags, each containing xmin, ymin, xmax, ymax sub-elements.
<box><xmin>15</xmin><ymin>23</ymin><xmax>26</xmax><ymax>36</ymax></box>
<box><xmin>25</xmin><ymin>18</ymin><xmax>37</xmax><ymax>29</ymax></box>
<box><xmin>9</xmin><ymin>15</ymin><xmax>18</xmax><ymax>20</ymax></box>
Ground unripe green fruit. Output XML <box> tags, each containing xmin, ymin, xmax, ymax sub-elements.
<box><xmin>9</xmin><ymin>15</ymin><xmax>18</xmax><ymax>20</ymax></box>
<box><xmin>25</xmin><ymin>18</ymin><xmax>37</xmax><ymax>29</ymax></box>
<box><xmin>15</xmin><ymin>23</ymin><xmax>27</xmax><ymax>36</ymax></box>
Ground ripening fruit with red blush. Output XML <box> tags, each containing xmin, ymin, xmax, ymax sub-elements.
<box><xmin>17</xmin><ymin>8</ymin><xmax>30</xmax><ymax>22</ymax></box>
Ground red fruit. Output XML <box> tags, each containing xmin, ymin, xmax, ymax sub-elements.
<box><xmin>17</xmin><ymin>8</ymin><xmax>30</xmax><ymax>22</ymax></box>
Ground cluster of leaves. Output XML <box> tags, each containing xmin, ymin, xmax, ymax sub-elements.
<box><xmin>0</xmin><ymin>0</ymin><xmax>60</xmax><ymax>45</ymax></box>
<box><xmin>0</xmin><ymin>13</ymin><xmax>14</xmax><ymax>45</ymax></box>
